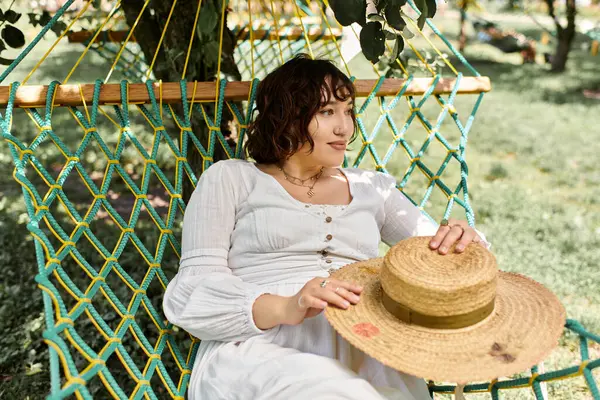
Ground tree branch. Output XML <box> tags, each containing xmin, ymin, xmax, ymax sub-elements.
<box><xmin>544</xmin><ymin>0</ymin><xmax>563</xmax><ymax>35</ymax></box>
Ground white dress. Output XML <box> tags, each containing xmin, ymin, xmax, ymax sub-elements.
<box><xmin>163</xmin><ymin>159</ymin><xmax>488</xmax><ymax>399</ymax></box>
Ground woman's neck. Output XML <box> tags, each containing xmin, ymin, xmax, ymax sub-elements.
<box><xmin>278</xmin><ymin>159</ymin><xmax>326</xmax><ymax>181</ymax></box>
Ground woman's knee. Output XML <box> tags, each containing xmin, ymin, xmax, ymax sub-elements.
<box><xmin>236</xmin><ymin>352</ymin><xmax>384</xmax><ymax>399</ymax></box>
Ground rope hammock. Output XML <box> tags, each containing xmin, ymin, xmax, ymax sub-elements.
<box><xmin>0</xmin><ymin>0</ymin><xmax>598</xmax><ymax>399</ymax></box>
<box><xmin>66</xmin><ymin>15</ymin><xmax>345</xmax><ymax>81</ymax></box>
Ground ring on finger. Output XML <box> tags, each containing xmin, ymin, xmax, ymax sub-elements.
<box><xmin>334</xmin><ymin>286</ymin><xmax>340</xmax><ymax>293</ymax></box>
<box><xmin>298</xmin><ymin>295</ymin><xmax>305</xmax><ymax>308</ymax></box>
<box><xmin>320</xmin><ymin>280</ymin><xmax>330</xmax><ymax>288</ymax></box>
<box><xmin>450</xmin><ymin>224</ymin><xmax>464</xmax><ymax>232</ymax></box>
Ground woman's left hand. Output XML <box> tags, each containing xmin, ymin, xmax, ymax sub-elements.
<box><xmin>429</xmin><ymin>218</ymin><xmax>484</xmax><ymax>255</ymax></box>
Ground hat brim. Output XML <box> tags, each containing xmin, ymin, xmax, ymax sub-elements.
<box><xmin>324</xmin><ymin>258</ymin><xmax>566</xmax><ymax>383</ymax></box>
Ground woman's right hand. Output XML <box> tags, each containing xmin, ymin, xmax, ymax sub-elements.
<box><xmin>281</xmin><ymin>277</ymin><xmax>363</xmax><ymax>326</ymax></box>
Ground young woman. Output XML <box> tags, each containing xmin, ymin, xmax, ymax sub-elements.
<box><xmin>163</xmin><ymin>54</ymin><xmax>488</xmax><ymax>399</ymax></box>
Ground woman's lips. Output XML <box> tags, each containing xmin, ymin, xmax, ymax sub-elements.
<box><xmin>328</xmin><ymin>142</ymin><xmax>347</xmax><ymax>151</ymax></box>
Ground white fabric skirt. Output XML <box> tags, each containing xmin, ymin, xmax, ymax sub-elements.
<box><xmin>187</xmin><ymin>281</ymin><xmax>431</xmax><ymax>400</ymax></box>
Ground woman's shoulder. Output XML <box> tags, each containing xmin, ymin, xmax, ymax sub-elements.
<box><xmin>340</xmin><ymin>167</ymin><xmax>396</xmax><ymax>188</ymax></box>
<box><xmin>195</xmin><ymin>160</ymin><xmax>259</xmax><ymax>204</ymax></box>
<box><xmin>203</xmin><ymin>159</ymin><xmax>257</xmax><ymax>179</ymax></box>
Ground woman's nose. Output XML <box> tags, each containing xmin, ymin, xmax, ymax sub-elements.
<box><xmin>335</xmin><ymin>115</ymin><xmax>352</xmax><ymax>136</ymax></box>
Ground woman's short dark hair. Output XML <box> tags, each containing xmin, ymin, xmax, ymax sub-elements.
<box><xmin>244</xmin><ymin>54</ymin><xmax>357</xmax><ymax>164</ymax></box>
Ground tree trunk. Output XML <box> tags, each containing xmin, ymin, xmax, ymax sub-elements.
<box><xmin>459</xmin><ymin>5</ymin><xmax>468</xmax><ymax>52</ymax></box>
<box><xmin>120</xmin><ymin>0</ymin><xmax>243</xmax><ymax>203</ymax></box>
<box><xmin>505</xmin><ymin>0</ymin><xmax>519</xmax><ymax>11</ymax></box>
<box><xmin>551</xmin><ymin>32</ymin><xmax>574</xmax><ymax>72</ymax></box>
<box><xmin>545</xmin><ymin>0</ymin><xmax>577</xmax><ymax>72</ymax></box>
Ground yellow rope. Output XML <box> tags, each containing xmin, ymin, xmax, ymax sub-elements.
<box><xmin>403</xmin><ymin>35</ymin><xmax>437</xmax><ymax>76</ymax></box>
<box><xmin>22</xmin><ymin>0</ymin><xmax>94</xmax><ymax>84</ymax></box>
<box><xmin>189</xmin><ymin>80</ymin><xmax>198</xmax><ymax>119</ymax></box>
<box><xmin>97</xmin><ymin>107</ymin><xmax>122</xmax><ymax>129</ymax></box>
<box><xmin>182</xmin><ymin>0</ymin><xmax>204</xmax><ymax>78</ymax></box>
<box><xmin>381</xmin><ymin>20</ymin><xmax>410</xmax><ymax>77</ymax></box>
<box><xmin>214</xmin><ymin>0</ymin><xmax>228</xmax><ymax>125</ymax></box>
<box><xmin>269</xmin><ymin>0</ymin><xmax>285</xmax><ymax>64</ymax></box>
<box><xmin>105</xmin><ymin>0</ymin><xmax>153</xmax><ymax>83</ymax></box>
<box><xmin>146</xmin><ymin>0</ymin><xmax>179</xmax><ymax>79</ymax></box>
<box><xmin>104</xmin><ymin>8</ymin><xmax>122</xmax><ymax>32</ymax></box>
<box><xmin>291</xmin><ymin>0</ymin><xmax>314</xmax><ymax>59</ymax></box>
<box><xmin>159</xmin><ymin>80</ymin><xmax>164</xmax><ymax>121</ymax></box>
<box><xmin>414</xmin><ymin>28</ymin><xmax>459</xmax><ymax>76</ymax></box>
<box><xmin>63</xmin><ymin>329</ymin><xmax>94</xmax><ymax>364</ymax></box>
<box><xmin>403</xmin><ymin>15</ymin><xmax>458</xmax><ymax>76</ymax></box>
<box><xmin>78</xmin><ymin>84</ymin><xmax>91</xmax><ymax>124</ymax></box>
<box><xmin>64</xmin><ymin>0</ymin><xmax>122</xmax><ymax>84</ymax></box>
<box><xmin>317</xmin><ymin>0</ymin><xmax>351</xmax><ymax>76</ymax></box>
<box><xmin>248</xmin><ymin>0</ymin><xmax>255</xmax><ymax>77</ymax></box>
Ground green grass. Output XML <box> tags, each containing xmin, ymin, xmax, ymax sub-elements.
<box><xmin>1</xmin><ymin>5</ymin><xmax>600</xmax><ymax>399</ymax></box>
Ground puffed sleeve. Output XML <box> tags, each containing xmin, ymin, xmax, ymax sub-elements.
<box><xmin>162</xmin><ymin>160</ymin><xmax>270</xmax><ymax>342</ymax></box>
<box><xmin>377</xmin><ymin>173</ymin><xmax>491</xmax><ymax>248</ymax></box>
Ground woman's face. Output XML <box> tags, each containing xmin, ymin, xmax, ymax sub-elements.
<box><xmin>293</xmin><ymin>92</ymin><xmax>354</xmax><ymax>168</ymax></box>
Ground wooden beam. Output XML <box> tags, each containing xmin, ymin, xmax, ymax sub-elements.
<box><xmin>233</xmin><ymin>26</ymin><xmax>343</xmax><ymax>41</ymax></box>
<box><xmin>67</xmin><ymin>30</ymin><xmax>131</xmax><ymax>43</ymax></box>
<box><xmin>0</xmin><ymin>77</ymin><xmax>491</xmax><ymax>108</ymax></box>
<box><xmin>67</xmin><ymin>26</ymin><xmax>343</xmax><ymax>44</ymax></box>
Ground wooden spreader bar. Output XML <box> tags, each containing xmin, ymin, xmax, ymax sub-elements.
<box><xmin>0</xmin><ymin>77</ymin><xmax>491</xmax><ymax>108</ymax></box>
<box><xmin>66</xmin><ymin>26</ymin><xmax>343</xmax><ymax>44</ymax></box>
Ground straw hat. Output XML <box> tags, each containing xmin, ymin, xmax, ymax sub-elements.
<box><xmin>324</xmin><ymin>236</ymin><xmax>566</xmax><ymax>383</ymax></box>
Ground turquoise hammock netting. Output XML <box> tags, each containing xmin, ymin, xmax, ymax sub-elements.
<box><xmin>0</xmin><ymin>0</ymin><xmax>598</xmax><ymax>399</ymax></box>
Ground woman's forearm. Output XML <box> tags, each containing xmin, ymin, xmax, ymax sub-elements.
<box><xmin>252</xmin><ymin>293</ymin><xmax>289</xmax><ymax>330</ymax></box>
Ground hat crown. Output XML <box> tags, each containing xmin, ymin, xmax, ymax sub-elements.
<box><xmin>381</xmin><ymin>236</ymin><xmax>497</xmax><ymax>321</ymax></box>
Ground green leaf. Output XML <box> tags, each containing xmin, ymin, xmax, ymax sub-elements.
<box><xmin>4</xmin><ymin>10</ymin><xmax>21</xmax><ymax>24</ymax></box>
<box><xmin>376</xmin><ymin>0</ymin><xmax>387</xmax><ymax>12</ymax></box>
<box><xmin>414</xmin><ymin>0</ymin><xmax>429</xmax><ymax>29</ymax></box>
<box><xmin>414</xmin><ymin>0</ymin><xmax>427</xmax><ymax>14</ymax></box>
<box><xmin>51</xmin><ymin>21</ymin><xmax>68</xmax><ymax>37</ymax></box>
<box><xmin>0</xmin><ymin>56</ymin><xmax>15</xmax><ymax>65</ymax></box>
<box><xmin>389</xmin><ymin>56</ymin><xmax>404</xmax><ymax>70</ymax></box>
<box><xmin>388</xmin><ymin>0</ymin><xmax>407</xmax><ymax>6</ymax></box>
<box><xmin>385</xmin><ymin>4</ymin><xmax>406</xmax><ymax>31</ymax></box>
<box><xmin>1</xmin><ymin>25</ymin><xmax>25</xmax><ymax>49</ymax></box>
<box><xmin>417</xmin><ymin>13</ymin><xmax>427</xmax><ymax>30</ymax></box>
<box><xmin>0</xmin><ymin>39</ymin><xmax>5</xmax><ymax>53</ymax></box>
<box><xmin>425</xmin><ymin>0</ymin><xmax>437</xmax><ymax>18</ymax></box>
<box><xmin>204</xmin><ymin>41</ymin><xmax>220</xmax><ymax>67</ymax></box>
<box><xmin>360</xmin><ymin>22</ymin><xmax>386</xmax><ymax>64</ymax></box>
<box><xmin>391</xmin><ymin>34</ymin><xmax>404</xmax><ymax>63</ymax></box>
<box><xmin>198</xmin><ymin>2</ymin><xmax>218</xmax><ymax>35</ymax></box>
<box><xmin>383</xmin><ymin>29</ymin><xmax>396</xmax><ymax>40</ymax></box>
<box><xmin>368</xmin><ymin>13</ymin><xmax>385</xmax><ymax>23</ymax></box>
<box><xmin>28</xmin><ymin>13</ymin><xmax>38</xmax><ymax>27</ymax></box>
<box><xmin>39</xmin><ymin>11</ymin><xmax>52</xmax><ymax>26</ymax></box>
<box><xmin>0</xmin><ymin>9</ymin><xmax>4</xmax><ymax>22</ymax></box>
<box><xmin>329</xmin><ymin>0</ymin><xmax>366</xmax><ymax>27</ymax></box>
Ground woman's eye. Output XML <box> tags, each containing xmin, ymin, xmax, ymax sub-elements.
<box><xmin>345</xmin><ymin>109</ymin><xmax>353</xmax><ymax>115</ymax></box>
<box><xmin>321</xmin><ymin>109</ymin><xmax>334</xmax><ymax>115</ymax></box>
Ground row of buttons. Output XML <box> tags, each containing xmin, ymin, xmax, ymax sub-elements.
<box><xmin>301</xmin><ymin>204</ymin><xmax>345</xmax><ymax>274</ymax></box>
<box><xmin>322</xmin><ymin>217</ymin><xmax>333</xmax><ymax>264</ymax></box>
